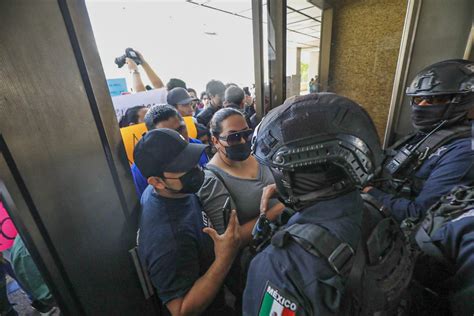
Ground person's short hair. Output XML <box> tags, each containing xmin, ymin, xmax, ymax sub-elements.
<box><xmin>144</xmin><ymin>104</ymin><xmax>181</xmax><ymax>130</ymax></box>
<box><xmin>166</xmin><ymin>78</ymin><xmax>187</xmax><ymax>91</ymax></box>
<box><xmin>225</xmin><ymin>86</ymin><xmax>245</xmax><ymax>105</ymax></box>
<box><xmin>243</xmin><ymin>86</ymin><xmax>251</xmax><ymax>96</ymax></box>
<box><xmin>200</xmin><ymin>91</ymin><xmax>208</xmax><ymax>100</ymax></box>
<box><xmin>187</xmin><ymin>88</ymin><xmax>197</xmax><ymax>96</ymax></box>
<box><xmin>206</xmin><ymin>80</ymin><xmax>226</xmax><ymax>97</ymax></box>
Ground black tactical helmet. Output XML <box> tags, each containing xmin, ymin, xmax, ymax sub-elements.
<box><xmin>406</xmin><ymin>59</ymin><xmax>474</xmax><ymax>96</ymax></box>
<box><xmin>406</xmin><ymin>59</ymin><xmax>474</xmax><ymax>132</ymax></box>
<box><xmin>252</xmin><ymin>93</ymin><xmax>383</xmax><ymax>209</ymax></box>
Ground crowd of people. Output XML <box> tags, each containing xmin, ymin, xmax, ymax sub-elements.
<box><xmin>119</xmin><ymin>55</ymin><xmax>474</xmax><ymax>316</ymax></box>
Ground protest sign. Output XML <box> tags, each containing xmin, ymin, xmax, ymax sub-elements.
<box><xmin>112</xmin><ymin>88</ymin><xmax>167</xmax><ymax>120</ymax></box>
<box><xmin>120</xmin><ymin>123</ymin><xmax>148</xmax><ymax>165</ymax></box>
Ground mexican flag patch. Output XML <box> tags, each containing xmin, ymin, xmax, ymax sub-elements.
<box><xmin>259</xmin><ymin>281</ymin><xmax>299</xmax><ymax>316</ymax></box>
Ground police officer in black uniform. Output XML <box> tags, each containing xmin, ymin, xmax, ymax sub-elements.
<box><xmin>243</xmin><ymin>93</ymin><xmax>384</xmax><ymax>315</ymax></box>
<box><xmin>365</xmin><ymin>59</ymin><xmax>474</xmax><ymax>223</ymax></box>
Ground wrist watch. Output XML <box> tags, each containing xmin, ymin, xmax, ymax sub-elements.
<box><xmin>132</xmin><ymin>70</ymin><xmax>140</xmax><ymax>75</ymax></box>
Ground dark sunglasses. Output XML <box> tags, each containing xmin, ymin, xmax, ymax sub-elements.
<box><xmin>218</xmin><ymin>129</ymin><xmax>253</xmax><ymax>145</ymax></box>
<box><xmin>412</xmin><ymin>94</ymin><xmax>455</xmax><ymax>105</ymax></box>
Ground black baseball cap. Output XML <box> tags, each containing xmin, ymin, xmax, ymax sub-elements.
<box><xmin>134</xmin><ymin>128</ymin><xmax>207</xmax><ymax>178</ymax></box>
<box><xmin>167</xmin><ymin>87</ymin><xmax>199</xmax><ymax>106</ymax></box>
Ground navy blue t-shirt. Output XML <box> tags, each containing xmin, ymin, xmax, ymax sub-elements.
<box><xmin>137</xmin><ymin>186</ymin><xmax>225</xmax><ymax>309</ymax></box>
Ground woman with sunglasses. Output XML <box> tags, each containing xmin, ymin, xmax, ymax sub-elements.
<box><xmin>197</xmin><ymin>108</ymin><xmax>284</xmax><ymax>240</ymax></box>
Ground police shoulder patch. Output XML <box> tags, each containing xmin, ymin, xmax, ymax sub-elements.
<box><xmin>259</xmin><ymin>281</ymin><xmax>300</xmax><ymax>316</ymax></box>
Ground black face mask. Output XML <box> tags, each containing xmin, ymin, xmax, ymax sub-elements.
<box><xmin>223</xmin><ymin>142</ymin><xmax>252</xmax><ymax>161</ymax></box>
<box><xmin>411</xmin><ymin>95</ymin><xmax>473</xmax><ymax>132</ymax></box>
<box><xmin>270</xmin><ymin>165</ymin><xmax>352</xmax><ymax>211</ymax></box>
<box><xmin>411</xmin><ymin>104</ymin><xmax>449</xmax><ymax>132</ymax></box>
<box><xmin>164</xmin><ymin>167</ymin><xmax>205</xmax><ymax>194</ymax></box>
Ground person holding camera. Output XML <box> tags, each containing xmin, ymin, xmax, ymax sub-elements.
<box><xmin>125</xmin><ymin>50</ymin><xmax>165</xmax><ymax>92</ymax></box>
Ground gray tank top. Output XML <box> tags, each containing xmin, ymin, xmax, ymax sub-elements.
<box><xmin>205</xmin><ymin>164</ymin><xmax>279</xmax><ymax>225</ymax></box>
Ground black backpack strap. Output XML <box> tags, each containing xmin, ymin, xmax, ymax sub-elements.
<box><xmin>339</xmin><ymin>238</ymin><xmax>366</xmax><ymax>314</ymax></box>
<box><xmin>205</xmin><ymin>165</ymin><xmax>229</xmax><ymax>190</ymax></box>
<box><xmin>205</xmin><ymin>165</ymin><xmax>237</xmax><ymax>226</ymax></box>
<box><xmin>273</xmin><ymin>223</ymin><xmax>355</xmax><ymax>276</ymax></box>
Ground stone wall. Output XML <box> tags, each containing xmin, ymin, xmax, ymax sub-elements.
<box><xmin>328</xmin><ymin>0</ymin><xmax>408</xmax><ymax>138</ymax></box>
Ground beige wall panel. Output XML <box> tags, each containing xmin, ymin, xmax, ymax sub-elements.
<box><xmin>328</xmin><ymin>0</ymin><xmax>408</xmax><ymax>138</ymax></box>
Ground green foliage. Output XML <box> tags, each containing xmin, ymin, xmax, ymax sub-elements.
<box><xmin>301</xmin><ymin>62</ymin><xmax>309</xmax><ymax>82</ymax></box>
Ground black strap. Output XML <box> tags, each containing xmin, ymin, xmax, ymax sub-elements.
<box><xmin>205</xmin><ymin>165</ymin><xmax>237</xmax><ymax>225</ymax></box>
<box><xmin>415</xmin><ymin>226</ymin><xmax>452</xmax><ymax>268</ymax></box>
<box><xmin>386</xmin><ymin>132</ymin><xmax>417</xmax><ymax>155</ymax></box>
<box><xmin>415</xmin><ymin>125</ymin><xmax>471</xmax><ymax>158</ymax></box>
<box><xmin>205</xmin><ymin>165</ymin><xmax>230</xmax><ymax>191</ymax></box>
<box><xmin>339</xmin><ymin>237</ymin><xmax>366</xmax><ymax>315</ymax></box>
<box><xmin>386</xmin><ymin>125</ymin><xmax>471</xmax><ymax>182</ymax></box>
<box><xmin>277</xmin><ymin>223</ymin><xmax>355</xmax><ymax>275</ymax></box>
<box><xmin>415</xmin><ymin>186</ymin><xmax>474</xmax><ymax>268</ymax></box>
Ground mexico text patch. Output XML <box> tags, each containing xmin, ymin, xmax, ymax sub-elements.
<box><xmin>259</xmin><ymin>281</ymin><xmax>299</xmax><ymax>316</ymax></box>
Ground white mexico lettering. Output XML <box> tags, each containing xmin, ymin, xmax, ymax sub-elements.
<box><xmin>266</xmin><ymin>285</ymin><xmax>298</xmax><ymax>311</ymax></box>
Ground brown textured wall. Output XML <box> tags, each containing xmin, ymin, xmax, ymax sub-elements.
<box><xmin>328</xmin><ymin>0</ymin><xmax>407</xmax><ymax>138</ymax></box>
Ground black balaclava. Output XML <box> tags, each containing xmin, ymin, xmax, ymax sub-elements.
<box><xmin>411</xmin><ymin>93</ymin><xmax>474</xmax><ymax>132</ymax></box>
<box><xmin>272</xmin><ymin>164</ymin><xmax>354</xmax><ymax>211</ymax></box>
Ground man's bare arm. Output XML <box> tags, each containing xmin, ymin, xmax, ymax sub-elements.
<box><xmin>166</xmin><ymin>211</ymin><xmax>241</xmax><ymax>316</ymax></box>
<box><xmin>127</xmin><ymin>58</ymin><xmax>146</xmax><ymax>92</ymax></box>
<box><xmin>136</xmin><ymin>51</ymin><xmax>165</xmax><ymax>89</ymax></box>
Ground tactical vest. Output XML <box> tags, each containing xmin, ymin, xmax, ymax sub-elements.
<box><xmin>402</xmin><ymin>185</ymin><xmax>474</xmax><ymax>270</ymax></box>
<box><xmin>383</xmin><ymin>124</ymin><xmax>471</xmax><ymax>196</ymax></box>
<box><xmin>270</xmin><ymin>194</ymin><xmax>416</xmax><ymax>315</ymax></box>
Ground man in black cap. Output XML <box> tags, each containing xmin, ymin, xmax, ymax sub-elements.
<box><xmin>134</xmin><ymin>129</ymin><xmax>241</xmax><ymax>315</ymax></box>
<box><xmin>131</xmin><ymin>105</ymin><xmax>210</xmax><ymax>198</ymax></box>
<box><xmin>167</xmin><ymin>87</ymin><xmax>199</xmax><ymax>118</ymax></box>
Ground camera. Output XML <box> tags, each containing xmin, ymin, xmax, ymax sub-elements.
<box><xmin>115</xmin><ymin>48</ymin><xmax>142</xmax><ymax>68</ymax></box>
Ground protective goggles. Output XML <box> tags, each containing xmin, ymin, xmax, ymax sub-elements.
<box><xmin>412</xmin><ymin>94</ymin><xmax>456</xmax><ymax>105</ymax></box>
<box><xmin>218</xmin><ymin>129</ymin><xmax>253</xmax><ymax>145</ymax></box>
